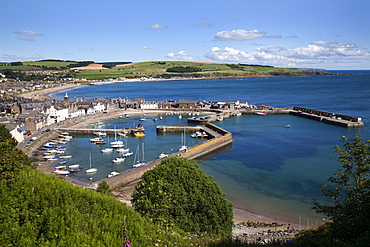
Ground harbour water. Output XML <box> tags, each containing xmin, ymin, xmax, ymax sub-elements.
<box><xmin>51</xmin><ymin>70</ymin><xmax>370</xmax><ymax>226</ymax></box>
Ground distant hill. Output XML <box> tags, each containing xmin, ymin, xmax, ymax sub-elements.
<box><xmin>0</xmin><ymin>60</ymin><xmax>337</xmax><ymax>80</ymax></box>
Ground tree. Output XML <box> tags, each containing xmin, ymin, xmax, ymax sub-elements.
<box><xmin>96</xmin><ymin>180</ymin><xmax>111</xmax><ymax>195</ymax></box>
<box><xmin>0</xmin><ymin>125</ymin><xmax>32</xmax><ymax>182</ymax></box>
<box><xmin>131</xmin><ymin>157</ymin><xmax>233</xmax><ymax>238</ymax></box>
<box><xmin>313</xmin><ymin>135</ymin><xmax>370</xmax><ymax>243</ymax></box>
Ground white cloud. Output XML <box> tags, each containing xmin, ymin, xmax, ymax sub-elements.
<box><xmin>14</xmin><ymin>30</ymin><xmax>43</xmax><ymax>36</ymax></box>
<box><xmin>17</xmin><ymin>36</ymin><xmax>34</xmax><ymax>42</ymax></box>
<box><xmin>215</xmin><ymin>29</ymin><xmax>266</xmax><ymax>41</ymax></box>
<box><xmin>150</xmin><ymin>23</ymin><xmax>168</xmax><ymax>29</ymax></box>
<box><xmin>205</xmin><ymin>41</ymin><xmax>370</xmax><ymax>68</ymax></box>
<box><xmin>166</xmin><ymin>51</ymin><xmax>194</xmax><ymax>60</ymax></box>
<box><xmin>143</xmin><ymin>46</ymin><xmax>153</xmax><ymax>49</ymax></box>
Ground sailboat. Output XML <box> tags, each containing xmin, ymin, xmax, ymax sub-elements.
<box><xmin>86</xmin><ymin>154</ymin><xmax>97</xmax><ymax>173</ymax></box>
<box><xmin>110</xmin><ymin>127</ymin><xmax>124</xmax><ymax>148</ymax></box>
<box><xmin>179</xmin><ymin>128</ymin><xmax>188</xmax><ymax>151</ymax></box>
<box><xmin>133</xmin><ymin>143</ymin><xmax>146</xmax><ymax>168</ymax></box>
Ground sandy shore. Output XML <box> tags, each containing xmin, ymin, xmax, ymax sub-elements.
<box><xmin>20</xmin><ymin>83</ymin><xmax>88</xmax><ymax>101</ymax></box>
<box><xmin>27</xmin><ymin>83</ymin><xmax>295</xmax><ymax>238</ymax></box>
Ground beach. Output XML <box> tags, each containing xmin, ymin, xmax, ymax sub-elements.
<box><xmin>25</xmin><ymin>83</ymin><xmax>295</xmax><ymax>239</ymax></box>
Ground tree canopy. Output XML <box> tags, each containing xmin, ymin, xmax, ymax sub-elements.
<box><xmin>131</xmin><ymin>157</ymin><xmax>233</xmax><ymax>238</ymax></box>
<box><xmin>311</xmin><ymin>135</ymin><xmax>370</xmax><ymax>245</ymax></box>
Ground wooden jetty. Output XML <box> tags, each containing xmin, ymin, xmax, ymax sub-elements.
<box><xmin>290</xmin><ymin>107</ymin><xmax>364</xmax><ymax>128</ymax></box>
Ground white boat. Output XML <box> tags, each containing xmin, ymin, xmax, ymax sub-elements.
<box><xmin>101</xmin><ymin>147</ymin><xmax>113</xmax><ymax>153</ymax></box>
<box><xmin>69</xmin><ymin>164</ymin><xmax>80</xmax><ymax>169</ymax></box>
<box><xmin>284</xmin><ymin>124</ymin><xmax>291</xmax><ymax>128</ymax></box>
<box><xmin>90</xmin><ymin>137</ymin><xmax>104</xmax><ymax>143</ymax></box>
<box><xmin>108</xmin><ymin>171</ymin><xmax>119</xmax><ymax>177</ymax></box>
<box><xmin>94</xmin><ymin>131</ymin><xmax>107</xmax><ymax>137</ymax></box>
<box><xmin>61</xmin><ymin>132</ymin><xmax>69</xmax><ymax>135</ymax></box>
<box><xmin>110</xmin><ymin>141</ymin><xmax>124</xmax><ymax>148</ymax></box>
<box><xmin>112</xmin><ymin>156</ymin><xmax>125</xmax><ymax>163</ymax></box>
<box><xmin>43</xmin><ymin>155</ymin><xmax>55</xmax><ymax>159</ymax></box>
<box><xmin>86</xmin><ymin>154</ymin><xmax>97</xmax><ymax>173</ymax></box>
<box><xmin>55</xmin><ymin>165</ymin><xmax>66</xmax><ymax>169</ymax></box>
<box><xmin>116</xmin><ymin>147</ymin><xmax>130</xmax><ymax>153</ymax></box>
<box><xmin>179</xmin><ymin>129</ymin><xmax>188</xmax><ymax>151</ymax></box>
<box><xmin>59</xmin><ymin>155</ymin><xmax>72</xmax><ymax>159</ymax></box>
<box><xmin>110</xmin><ymin>127</ymin><xmax>124</xmax><ymax>148</ymax></box>
<box><xmin>158</xmin><ymin>152</ymin><xmax>168</xmax><ymax>159</ymax></box>
<box><xmin>255</xmin><ymin>111</ymin><xmax>267</xmax><ymax>116</ymax></box>
<box><xmin>133</xmin><ymin>143</ymin><xmax>146</xmax><ymax>168</ymax></box>
<box><xmin>122</xmin><ymin>152</ymin><xmax>134</xmax><ymax>157</ymax></box>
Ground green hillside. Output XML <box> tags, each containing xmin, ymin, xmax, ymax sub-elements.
<box><xmin>1</xmin><ymin>60</ymin><xmax>334</xmax><ymax>80</ymax></box>
<box><xmin>0</xmin><ymin>125</ymin><xmax>219</xmax><ymax>246</ymax></box>
<box><xmin>76</xmin><ymin>61</ymin><xmax>331</xmax><ymax>80</ymax></box>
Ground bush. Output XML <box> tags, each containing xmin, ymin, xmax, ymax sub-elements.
<box><xmin>132</xmin><ymin>157</ymin><xmax>233</xmax><ymax>238</ymax></box>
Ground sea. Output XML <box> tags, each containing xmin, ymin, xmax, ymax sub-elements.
<box><xmin>50</xmin><ymin>70</ymin><xmax>370</xmax><ymax>227</ymax></box>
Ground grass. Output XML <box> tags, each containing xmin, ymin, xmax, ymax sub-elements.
<box><xmin>1</xmin><ymin>60</ymin><xmax>328</xmax><ymax>79</ymax></box>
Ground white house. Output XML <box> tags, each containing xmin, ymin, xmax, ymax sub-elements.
<box><xmin>141</xmin><ymin>101</ymin><xmax>158</xmax><ymax>109</ymax></box>
<box><xmin>92</xmin><ymin>102</ymin><xmax>105</xmax><ymax>113</ymax></box>
<box><xmin>45</xmin><ymin>104</ymin><xmax>69</xmax><ymax>123</ymax></box>
<box><xmin>5</xmin><ymin>124</ymin><xmax>24</xmax><ymax>143</ymax></box>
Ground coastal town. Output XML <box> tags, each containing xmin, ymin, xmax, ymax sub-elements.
<box><xmin>0</xmin><ymin>80</ymin><xmax>253</xmax><ymax>145</ymax></box>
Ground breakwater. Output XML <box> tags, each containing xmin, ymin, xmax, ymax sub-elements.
<box><xmin>290</xmin><ymin>107</ymin><xmax>364</xmax><ymax>128</ymax></box>
<box><xmin>96</xmin><ymin>123</ymin><xmax>233</xmax><ymax>190</ymax></box>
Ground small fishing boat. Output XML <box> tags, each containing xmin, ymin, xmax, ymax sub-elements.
<box><xmin>158</xmin><ymin>152</ymin><xmax>168</xmax><ymax>159</ymax></box>
<box><xmin>134</xmin><ymin>132</ymin><xmax>145</xmax><ymax>137</ymax></box>
<box><xmin>59</xmin><ymin>155</ymin><xmax>72</xmax><ymax>159</ymax></box>
<box><xmin>69</xmin><ymin>168</ymin><xmax>83</xmax><ymax>173</ymax></box>
<box><xmin>101</xmin><ymin>147</ymin><xmax>113</xmax><ymax>153</ymax></box>
<box><xmin>116</xmin><ymin>147</ymin><xmax>130</xmax><ymax>153</ymax></box>
<box><xmin>53</xmin><ymin>169</ymin><xmax>70</xmax><ymax>175</ymax></box>
<box><xmin>68</xmin><ymin>164</ymin><xmax>80</xmax><ymax>169</ymax></box>
<box><xmin>55</xmin><ymin>165</ymin><xmax>66</xmax><ymax>169</ymax></box>
<box><xmin>94</xmin><ymin>131</ymin><xmax>107</xmax><ymax>137</ymax></box>
<box><xmin>90</xmin><ymin>137</ymin><xmax>104</xmax><ymax>143</ymax></box>
<box><xmin>95</xmin><ymin>140</ymin><xmax>107</xmax><ymax>145</ymax></box>
<box><xmin>108</xmin><ymin>171</ymin><xmax>119</xmax><ymax>177</ymax></box>
<box><xmin>255</xmin><ymin>111</ymin><xmax>267</xmax><ymax>116</ymax></box>
<box><xmin>112</xmin><ymin>157</ymin><xmax>125</xmax><ymax>163</ymax></box>
<box><xmin>122</xmin><ymin>152</ymin><xmax>134</xmax><ymax>157</ymax></box>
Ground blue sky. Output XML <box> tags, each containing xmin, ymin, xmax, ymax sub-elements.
<box><xmin>1</xmin><ymin>0</ymin><xmax>369</xmax><ymax>69</ymax></box>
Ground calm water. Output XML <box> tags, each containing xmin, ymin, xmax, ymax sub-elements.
<box><xmin>51</xmin><ymin>71</ymin><xmax>370</xmax><ymax>226</ymax></box>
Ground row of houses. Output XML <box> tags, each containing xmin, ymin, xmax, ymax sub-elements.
<box><xmin>1</xmin><ymin>90</ymin><xmax>250</xmax><ymax>143</ymax></box>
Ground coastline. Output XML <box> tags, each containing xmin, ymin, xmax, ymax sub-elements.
<box><xmin>25</xmin><ymin>83</ymin><xmax>294</xmax><ymax>234</ymax></box>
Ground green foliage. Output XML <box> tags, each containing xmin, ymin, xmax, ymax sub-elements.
<box><xmin>132</xmin><ymin>157</ymin><xmax>234</xmax><ymax>238</ymax></box>
<box><xmin>0</xmin><ymin>127</ymin><xmax>217</xmax><ymax>246</ymax></box>
<box><xmin>311</xmin><ymin>135</ymin><xmax>370</xmax><ymax>245</ymax></box>
<box><xmin>96</xmin><ymin>180</ymin><xmax>111</xmax><ymax>195</ymax></box>
<box><xmin>0</xmin><ymin>125</ymin><xmax>32</xmax><ymax>181</ymax></box>
<box><xmin>166</xmin><ymin>66</ymin><xmax>203</xmax><ymax>73</ymax></box>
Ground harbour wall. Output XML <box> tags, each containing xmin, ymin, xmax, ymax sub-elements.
<box><xmin>100</xmin><ymin>123</ymin><xmax>233</xmax><ymax>190</ymax></box>
<box><xmin>290</xmin><ymin>107</ymin><xmax>364</xmax><ymax>128</ymax></box>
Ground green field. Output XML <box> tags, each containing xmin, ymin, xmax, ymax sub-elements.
<box><xmin>1</xmin><ymin>60</ymin><xmax>332</xmax><ymax>79</ymax></box>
